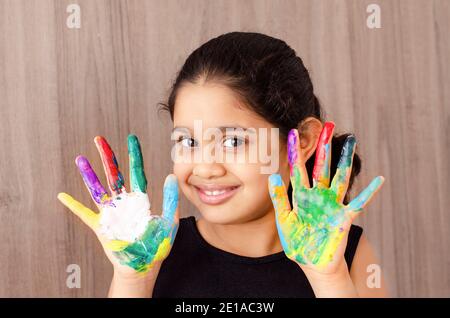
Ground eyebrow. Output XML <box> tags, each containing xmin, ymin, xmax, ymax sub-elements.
<box><xmin>171</xmin><ymin>125</ymin><xmax>256</xmax><ymax>134</ymax></box>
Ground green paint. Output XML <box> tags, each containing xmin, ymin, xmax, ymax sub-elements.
<box><xmin>112</xmin><ymin>173</ymin><xmax>179</xmax><ymax>272</ymax></box>
<box><xmin>290</xmin><ymin>166</ymin><xmax>347</xmax><ymax>263</ymax></box>
<box><xmin>114</xmin><ymin>217</ymin><xmax>173</xmax><ymax>272</ymax></box>
<box><xmin>331</xmin><ymin>135</ymin><xmax>356</xmax><ymax>195</ymax></box>
<box><xmin>128</xmin><ymin>134</ymin><xmax>147</xmax><ymax>193</ymax></box>
<box><xmin>270</xmin><ymin>127</ymin><xmax>384</xmax><ymax>269</ymax></box>
<box><xmin>271</xmin><ymin>165</ymin><xmax>349</xmax><ymax>267</ymax></box>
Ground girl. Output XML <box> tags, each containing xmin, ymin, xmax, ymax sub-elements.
<box><xmin>57</xmin><ymin>32</ymin><xmax>387</xmax><ymax>298</ymax></box>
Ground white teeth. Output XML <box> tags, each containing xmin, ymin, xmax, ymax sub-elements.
<box><xmin>204</xmin><ymin>189</ymin><xmax>227</xmax><ymax>196</ymax></box>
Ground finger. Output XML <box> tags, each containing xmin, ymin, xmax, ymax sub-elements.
<box><xmin>75</xmin><ymin>155</ymin><xmax>111</xmax><ymax>206</ymax></box>
<box><xmin>128</xmin><ymin>134</ymin><xmax>147</xmax><ymax>193</ymax></box>
<box><xmin>94</xmin><ymin>136</ymin><xmax>126</xmax><ymax>195</ymax></box>
<box><xmin>162</xmin><ymin>174</ymin><xmax>179</xmax><ymax>224</ymax></box>
<box><xmin>57</xmin><ymin>192</ymin><xmax>100</xmax><ymax>230</ymax></box>
<box><xmin>312</xmin><ymin>121</ymin><xmax>335</xmax><ymax>188</ymax></box>
<box><xmin>347</xmin><ymin>176</ymin><xmax>385</xmax><ymax>215</ymax></box>
<box><xmin>287</xmin><ymin>128</ymin><xmax>310</xmax><ymax>188</ymax></box>
<box><xmin>268</xmin><ymin>174</ymin><xmax>292</xmax><ymax>219</ymax></box>
<box><xmin>168</xmin><ymin>206</ymin><xmax>180</xmax><ymax>245</ymax></box>
<box><xmin>330</xmin><ymin>135</ymin><xmax>356</xmax><ymax>203</ymax></box>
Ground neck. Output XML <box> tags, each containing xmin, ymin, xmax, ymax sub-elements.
<box><xmin>196</xmin><ymin>210</ymin><xmax>283</xmax><ymax>258</ymax></box>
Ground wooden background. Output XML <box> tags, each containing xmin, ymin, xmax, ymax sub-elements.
<box><xmin>0</xmin><ymin>0</ymin><xmax>449</xmax><ymax>297</ymax></box>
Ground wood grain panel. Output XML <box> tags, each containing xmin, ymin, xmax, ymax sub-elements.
<box><xmin>0</xmin><ymin>0</ymin><xmax>448</xmax><ymax>297</ymax></box>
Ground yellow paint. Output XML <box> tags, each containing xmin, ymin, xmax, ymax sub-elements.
<box><xmin>153</xmin><ymin>237</ymin><xmax>172</xmax><ymax>262</ymax></box>
<box><xmin>273</xmin><ymin>185</ymin><xmax>290</xmax><ymax>216</ymax></box>
<box><xmin>104</xmin><ymin>239</ymin><xmax>130</xmax><ymax>251</ymax></box>
<box><xmin>131</xmin><ymin>238</ymin><xmax>172</xmax><ymax>274</ymax></box>
<box><xmin>57</xmin><ymin>192</ymin><xmax>100</xmax><ymax>229</ymax></box>
<box><xmin>314</xmin><ymin>229</ymin><xmax>345</xmax><ymax>268</ymax></box>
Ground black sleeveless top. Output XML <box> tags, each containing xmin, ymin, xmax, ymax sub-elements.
<box><xmin>153</xmin><ymin>216</ymin><xmax>363</xmax><ymax>298</ymax></box>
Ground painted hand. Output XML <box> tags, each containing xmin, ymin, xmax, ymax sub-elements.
<box><xmin>57</xmin><ymin>135</ymin><xmax>179</xmax><ymax>274</ymax></box>
<box><xmin>268</xmin><ymin>122</ymin><xmax>384</xmax><ymax>274</ymax></box>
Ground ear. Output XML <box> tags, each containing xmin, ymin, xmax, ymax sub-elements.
<box><xmin>297</xmin><ymin>117</ymin><xmax>323</xmax><ymax>161</ymax></box>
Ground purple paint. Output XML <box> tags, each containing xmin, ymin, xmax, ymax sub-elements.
<box><xmin>287</xmin><ymin>129</ymin><xmax>298</xmax><ymax>168</ymax></box>
<box><xmin>76</xmin><ymin>155</ymin><xmax>109</xmax><ymax>205</ymax></box>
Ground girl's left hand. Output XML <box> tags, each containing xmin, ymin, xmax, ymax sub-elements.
<box><xmin>268</xmin><ymin>122</ymin><xmax>385</xmax><ymax>276</ymax></box>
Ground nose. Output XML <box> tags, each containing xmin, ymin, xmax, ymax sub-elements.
<box><xmin>192</xmin><ymin>162</ymin><xmax>226</xmax><ymax>179</ymax></box>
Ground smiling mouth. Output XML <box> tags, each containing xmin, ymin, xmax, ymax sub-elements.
<box><xmin>194</xmin><ymin>185</ymin><xmax>241</xmax><ymax>205</ymax></box>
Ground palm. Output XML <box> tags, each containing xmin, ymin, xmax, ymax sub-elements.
<box><xmin>280</xmin><ymin>180</ymin><xmax>350</xmax><ymax>269</ymax></box>
<box><xmin>58</xmin><ymin>135</ymin><xmax>179</xmax><ymax>273</ymax></box>
<box><xmin>99</xmin><ymin>215</ymin><xmax>175</xmax><ymax>273</ymax></box>
<box><xmin>269</xmin><ymin>122</ymin><xmax>384</xmax><ymax>273</ymax></box>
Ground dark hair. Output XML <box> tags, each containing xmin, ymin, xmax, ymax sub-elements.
<box><xmin>159</xmin><ymin>32</ymin><xmax>361</xmax><ymax>205</ymax></box>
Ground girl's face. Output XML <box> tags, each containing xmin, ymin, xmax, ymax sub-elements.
<box><xmin>172</xmin><ymin>82</ymin><xmax>290</xmax><ymax>225</ymax></box>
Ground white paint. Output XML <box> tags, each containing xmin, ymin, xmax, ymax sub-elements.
<box><xmin>99</xmin><ymin>191</ymin><xmax>151</xmax><ymax>242</ymax></box>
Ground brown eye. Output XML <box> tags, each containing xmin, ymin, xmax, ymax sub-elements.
<box><xmin>223</xmin><ymin>136</ymin><xmax>245</xmax><ymax>148</ymax></box>
<box><xmin>178</xmin><ymin>136</ymin><xmax>198</xmax><ymax>148</ymax></box>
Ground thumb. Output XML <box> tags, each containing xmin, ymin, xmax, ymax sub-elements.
<box><xmin>57</xmin><ymin>192</ymin><xmax>100</xmax><ymax>230</ymax></box>
<box><xmin>268</xmin><ymin>174</ymin><xmax>291</xmax><ymax>219</ymax></box>
<box><xmin>161</xmin><ymin>174</ymin><xmax>179</xmax><ymax>225</ymax></box>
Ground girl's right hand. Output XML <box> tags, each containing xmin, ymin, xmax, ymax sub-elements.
<box><xmin>57</xmin><ymin>134</ymin><xmax>179</xmax><ymax>279</ymax></box>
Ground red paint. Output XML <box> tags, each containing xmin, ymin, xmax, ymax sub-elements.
<box><xmin>95</xmin><ymin>136</ymin><xmax>125</xmax><ymax>194</ymax></box>
<box><xmin>312</xmin><ymin>122</ymin><xmax>334</xmax><ymax>182</ymax></box>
